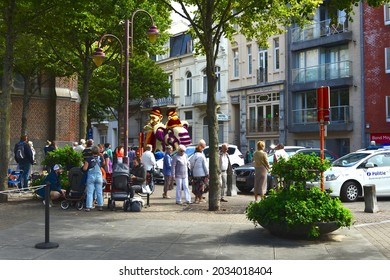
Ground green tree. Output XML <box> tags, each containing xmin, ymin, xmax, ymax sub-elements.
<box><xmin>88</xmin><ymin>54</ymin><xmax>171</xmax><ymax>131</ymax></box>
<box><xmin>0</xmin><ymin>0</ymin><xmax>171</xmax><ymax>202</ymax></box>
<box><xmin>159</xmin><ymin>0</ymin><xmax>388</xmax><ymax>211</ymax></box>
<box><xmin>37</xmin><ymin>0</ymin><xmax>171</xmax><ymax>140</ymax></box>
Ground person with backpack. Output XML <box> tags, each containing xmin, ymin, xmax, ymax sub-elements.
<box><xmin>14</xmin><ymin>135</ymin><xmax>34</xmax><ymax>191</ymax></box>
<box><xmin>82</xmin><ymin>146</ymin><xmax>105</xmax><ymax>212</ymax></box>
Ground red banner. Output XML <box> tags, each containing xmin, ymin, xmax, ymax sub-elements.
<box><xmin>370</xmin><ymin>133</ymin><xmax>390</xmax><ymax>144</ymax></box>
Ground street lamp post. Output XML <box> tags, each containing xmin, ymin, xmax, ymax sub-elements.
<box><xmin>93</xmin><ymin>9</ymin><xmax>159</xmax><ymax>165</ymax></box>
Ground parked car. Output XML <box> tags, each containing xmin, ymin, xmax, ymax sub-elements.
<box><xmin>324</xmin><ymin>148</ymin><xmax>390</xmax><ymax>202</ymax></box>
<box><xmin>234</xmin><ymin>163</ymin><xmax>275</xmax><ymax>193</ymax></box>
<box><xmin>202</xmin><ymin>144</ymin><xmax>245</xmax><ymax>169</ymax></box>
<box><xmin>268</xmin><ymin>146</ymin><xmax>306</xmax><ymax>165</ymax></box>
<box><xmin>294</xmin><ymin>148</ymin><xmax>338</xmax><ymax>163</ymax></box>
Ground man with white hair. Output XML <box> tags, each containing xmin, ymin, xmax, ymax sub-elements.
<box><xmin>198</xmin><ymin>139</ymin><xmax>206</xmax><ymax>149</ymax></box>
<box><xmin>74</xmin><ymin>139</ymin><xmax>86</xmax><ymax>153</ymax></box>
<box><xmin>141</xmin><ymin>144</ymin><xmax>156</xmax><ymax>172</ymax></box>
<box><xmin>219</xmin><ymin>143</ymin><xmax>231</xmax><ymax>202</ymax></box>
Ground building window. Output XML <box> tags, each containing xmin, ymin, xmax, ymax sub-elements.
<box><xmin>386</xmin><ymin>96</ymin><xmax>390</xmax><ymax>122</ymax></box>
<box><xmin>273</xmin><ymin>38</ymin><xmax>280</xmax><ymax>71</ymax></box>
<box><xmin>247</xmin><ymin>45</ymin><xmax>252</xmax><ymax>75</ymax></box>
<box><xmin>386</xmin><ymin>48</ymin><xmax>390</xmax><ymax>73</ymax></box>
<box><xmin>156</xmin><ymin>40</ymin><xmax>170</xmax><ymax>61</ymax></box>
<box><xmin>203</xmin><ymin>66</ymin><xmax>221</xmax><ymax>94</ymax></box>
<box><xmin>168</xmin><ymin>74</ymin><xmax>173</xmax><ymax>97</ymax></box>
<box><xmin>185</xmin><ymin>111</ymin><xmax>193</xmax><ymax>120</ymax></box>
<box><xmin>233</xmin><ymin>49</ymin><xmax>239</xmax><ymax>78</ymax></box>
<box><xmin>247</xmin><ymin>92</ymin><xmax>280</xmax><ymax>133</ymax></box>
<box><xmin>186</xmin><ymin>39</ymin><xmax>193</xmax><ymax>53</ymax></box>
<box><xmin>385</xmin><ymin>4</ymin><xmax>390</xmax><ymax>24</ymax></box>
<box><xmin>186</xmin><ymin>71</ymin><xmax>192</xmax><ymax>96</ymax></box>
<box><xmin>215</xmin><ymin>66</ymin><xmax>221</xmax><ymax>93</ymax></box>
<box><xmin>258</xmin><ymin>46</ymin><xmax>268</xmax><ymax>83</ymax></box>
<box><xmin>292</xmin><ymin>90</ymin><xmax>317</xmax><ymax>124</ymax></box>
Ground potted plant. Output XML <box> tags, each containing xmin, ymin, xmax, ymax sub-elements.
<box><xmin>245</xmin><ymin>153</ymin><xmax>353</xmax><ymax>238</ymax></box>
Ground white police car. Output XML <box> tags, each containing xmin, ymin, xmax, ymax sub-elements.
<box><xmin>324</xmin><ymin>148</ymin><xmax>390</xmax><ymax>202</ymax></box>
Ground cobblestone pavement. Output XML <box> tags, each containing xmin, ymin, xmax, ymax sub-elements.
<box><xmin>1</xmin><ymin>184</ymin><xmax>390</xmax><ymax>259</ymax></box>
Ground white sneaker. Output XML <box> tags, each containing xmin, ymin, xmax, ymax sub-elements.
<box><xmin>42</xmin><ymin>200</ymin><xmax>52</xmax><ymax>207</ymax></box>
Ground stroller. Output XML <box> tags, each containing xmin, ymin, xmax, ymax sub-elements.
<box><xmin>108</xmin><ymin>163</ymin><xmax>131</xmax><ymax>211</ymax></box>
<box><xmin>60</xmin><ymin>167</ymin><xmax>87</xmax><ymax>210</ymax></box>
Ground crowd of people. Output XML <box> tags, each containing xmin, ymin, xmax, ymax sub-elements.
<box><xmin>13</xmin><ymin>134</ymin><xmax>286</xmax><ymax>209</ymax></box>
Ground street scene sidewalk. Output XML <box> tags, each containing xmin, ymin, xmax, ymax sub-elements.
<box><xmin>1</xmin><ymin>184</ymin><xmax>390</xmax><ymax>260</ymax></box>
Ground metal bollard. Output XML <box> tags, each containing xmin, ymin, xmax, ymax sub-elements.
<box><xmin>364</xmin><ymin>184</ymin><xmax>379</xmax><ymax>213</ymax></box>
<box><xmin>227</xmin><ymin>172</ymin><xmax>237</xmax><ymax>196</ymax></box>
<box><xmin>35</xmin><ymin>183</ymin><xmax>59</xmax><ymax>249</ymax></box>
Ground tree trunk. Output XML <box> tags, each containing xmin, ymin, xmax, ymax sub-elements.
<box><xmin>204</xmin><ymin>3</ymin><xmax>220</xmax><ymax>211</ymax></box>
<box><xmin>0</xmin><ymin>0</ymin><xmax>16</xmax><ymax>202</ymax></box>
<box><xmin>80</xmin><ymin>52</ymin><xmax>92</xmax><ymax>140</ymax></box>
<box><xmin>20</xmin><ymin>76</ymin><xmax>32</xmax><ymax>137</ymax></box>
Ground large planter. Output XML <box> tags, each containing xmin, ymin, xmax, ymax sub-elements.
<box><xmin>259</xmin><ymin>221</ymin><xmax>340</xmax><ymax>239</ymax></box>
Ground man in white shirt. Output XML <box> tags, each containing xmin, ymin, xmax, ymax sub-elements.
<box><xmin>141</xmin><ymin>144</ymin><xmax>156</xmax><ymax>172</ymax></box>
<box><xmin>273</xmin><ymin>143</ymin><xmax>289</xmax><ymax>164</ymax></box>
<box><xmin>219</xmin><ymin>143</ymin><xmax>231</xmax><ymax>202</ymax></box>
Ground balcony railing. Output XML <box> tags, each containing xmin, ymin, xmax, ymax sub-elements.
<box><xmin>292</xmin><ymin>60</ymin><xmax>352</xmax><ymax>84</ymax></box>
<box><xmin>142</xmin><ymin>96</ymin><xmax>175</xmax><ymax>108</ymax></box>
<box><xmin>247</xmin><ymin>117</ymin><xmax>279</xmax><ymax>133</ymax></box>
<box><xmin>291</xmin><ymin>17</ymin><xmax>348</xmax><ymax>43</ymax></box>
<box><xmin>291</xmin><ymin>105</ymin><xmax>353</xmax><ymax>125</ymax></box>
<box><xmin>184</xmin><ymin>91</ymin><xmax>222</xmax><ymax>106</ymax></box>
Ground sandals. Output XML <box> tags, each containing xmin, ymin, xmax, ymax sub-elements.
<box><xmin>84</xmin><ymin>208</ymin><xmax>91</xmax><ymax>212</ymax></box>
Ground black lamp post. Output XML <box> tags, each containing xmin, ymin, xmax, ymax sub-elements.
<box><xmin>93</xmin><ymin>9</ymin><xmax>159</xmax><ymax>165</ymax></box>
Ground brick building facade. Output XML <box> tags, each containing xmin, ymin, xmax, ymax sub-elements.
<box><xmin>9</xmin><ymin>75</ymin><xmax>80</xmax><ymax>169</ymax></box>
<box><xmin>363</xmin><ymin>4</ymin><xmax>390</xmax><ymax>145</ymax></box>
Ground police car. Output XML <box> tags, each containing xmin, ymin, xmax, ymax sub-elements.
<box><xmin>324</xmin><ymin>148</ymin><xmax>390</xmax><ymax>202</ymax></box>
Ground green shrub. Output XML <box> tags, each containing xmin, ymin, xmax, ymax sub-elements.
<box><xmin>246</xmin><ymin>186</ymin><xmax>353</xmax><ymax>237</ymax></box>
<box><xmin>31</xmin><ymin>173</ymin><xmax>46</xmax><ymax>186</ymax></box>
<box><xmin>271</xmin><ymin>152</ymin><xmax>331</xmax><ymax>188</ymax></box>
<box><xmin>41</xmin><ymin>145</ymin><xmax>83</xmax><ymax>170</ymax></box>
<box><xmin>245</xmin><ymin>153</ymin><xmax>353</xmax><ymax>238</ymax></box>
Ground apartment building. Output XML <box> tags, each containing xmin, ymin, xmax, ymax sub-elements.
<box><xmin>153</xmin><ymin>21</ymin><xmax>231</xmax><ymax>146</ymax></box>
<box><xmin>363</xmin><ymin>4</ymin><xmax>390</xmax><ymax>146</ymax></box>
<box><xmin>227</xmin><ymin>32</ymin><xmax>287</xmax><ymax>154</ymax></box>
<box><xmin>285</xmin><ymin>5</ymin><xmax>362</xmax><ymax>157</ymax></box>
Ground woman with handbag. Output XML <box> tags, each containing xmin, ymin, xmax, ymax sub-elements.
<box><xmin>189</xmin><ymin>146</ymin><xmax>209</xmax><ymax>203</ymax></box>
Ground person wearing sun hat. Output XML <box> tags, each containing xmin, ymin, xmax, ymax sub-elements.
<box><xmin>36</xmin><ymin>164</ymin><xmax>66</xmax><ymax>206</ymax></box>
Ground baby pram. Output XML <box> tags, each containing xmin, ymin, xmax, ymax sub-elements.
<box><xmin>108</xmin><ymin>163</ymin><xmax>131</xmax><ymax>211</ymax></box>
<box><xmin>60</xmin><ymin>167</ymin><xmax>87</xmax><ymax>210</ymax></box>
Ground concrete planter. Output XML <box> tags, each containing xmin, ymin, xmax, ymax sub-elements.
<box><xmin>259</xmin><ymin>221</ymin><xmax>340</xmax><ymax>239</ymax></box>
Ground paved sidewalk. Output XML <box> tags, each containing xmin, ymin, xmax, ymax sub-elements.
<box><xmin>1</xmin><ymin>185</ymin><xmax>390</xmax><ymax>260</ymax></box>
